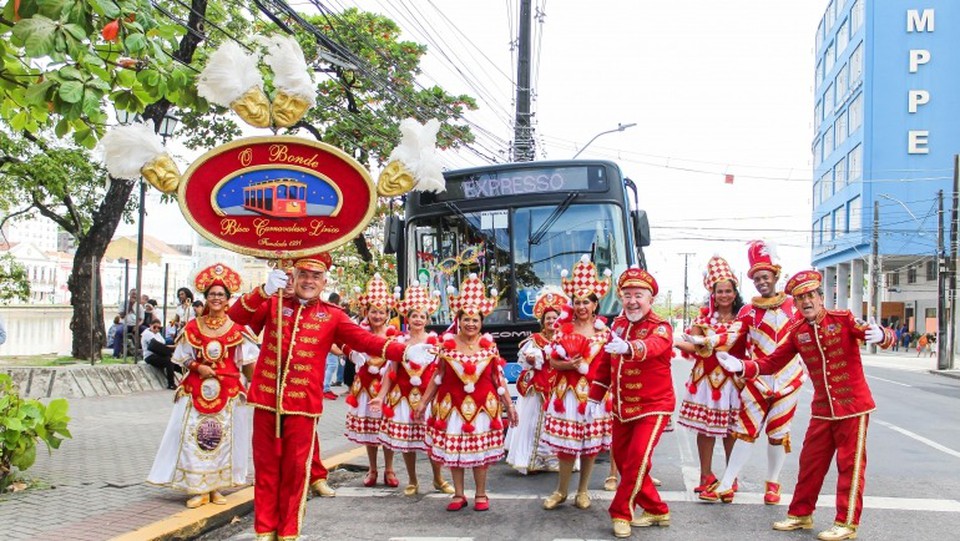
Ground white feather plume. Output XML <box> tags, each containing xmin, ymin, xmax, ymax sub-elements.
<box><xmin>257</xmin><ymin>35</ymin><xmax>316</xmax><ymax>105</ymax></box>
<box><xmin>99</xmin><ymin>123</ymin><xmax>166</xmax><ymax>179</ymax></box>
<box><xmin>388</xmin><ymin>118</ymin><xmax>445</xmax><ymax>193</ymax></box>
<box><xmin>197</xmin><ymin>42</ymin><xmax>263</xmax><ymax>107</ymax></box>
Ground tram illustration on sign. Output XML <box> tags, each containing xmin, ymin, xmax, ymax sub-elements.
<box><xmin>213</xmin><ymin>167</ymin><xmax>341</xmax><ymax>219</ymax></box>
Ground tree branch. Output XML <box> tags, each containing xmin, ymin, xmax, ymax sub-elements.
<box><xmin>293</xmin><ymin>120</ymin><xmax>324</xmax><ymax>141</ymax></box>
<box><xmin>0</xmin><ymin>205</ymin><xmax>37</xmax><ymax>245</ymax></box>
<box><xmin>62</xmin><ymin>192</ymin><xmax>84</xmax><ymax>234</ymax></box>
<box><xmin>30</xmin><ymin>191</ymin><xmax>78</xmax><ymax>237</ymax></box>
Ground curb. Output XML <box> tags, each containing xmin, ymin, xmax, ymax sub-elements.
<box><xmin>109</xmin><ymin>446</ymin><xmax>366</xmax><ymax>541</ymax></box>
<box><xmin>929</xmin><ymin>369</ymin><xmax>960</xmax><ymax>380</ymax></box>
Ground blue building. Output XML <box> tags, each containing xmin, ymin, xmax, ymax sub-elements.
<box><xmin>811</xmin><ymin>0</ymin><xmax>960</xmax><ymax>333</ymax></box>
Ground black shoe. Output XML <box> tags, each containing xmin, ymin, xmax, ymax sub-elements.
<box><xmin>167</xmin><ymin>384</ymin><xmax>177</xmax><ymax>390</ymax></box>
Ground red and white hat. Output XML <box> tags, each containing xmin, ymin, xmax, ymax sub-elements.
<box><xmin>561</xmin><ymin>254</ymin><xmax>612</xmax><ymax>300</ymax></box>
<box><xmin>533</xmin><ymin>289</ymin><xmax>569</xmax><ymax>320</ymax></box>
<box><xmin>195</xmin><ymin>263</ymin><xmax>242</xmax><ymax>294</ymax></box>
<box><xmin>397</xmin><ymin>282</ymin><xmax>441</xmax><ymax>316</ymax></box>
<box><xmin>785</xmin><ymin>270</ymin><xmax>822</xmax><ymax>297</ymax></box>
<box><xmin>294</xmin><ymin>252</ymin><xmax>333</xmax><ymax>273</ymax></box>
<box><xmin>703</xmin><ymin>255</ymin><xmax>738</xmax><ymax>291</ymax></box>
<box><xmin>746</xmin><ymin>240</ymin><xmax>781</xmax><ymax>279</ymax></box>
<box><xmin>358</xmin><ymin>273</ymin><xmax>397</xmax><ymax>312</ymax></box>
<box><xmin>447</xmin><ymin>273</ymin><xmax>498</xmax><ymax>317</ymax></box>
<box><xmin>617</xmin><ymin>266</ymin><xmax>658</xmax><ymax>296</ymax></box>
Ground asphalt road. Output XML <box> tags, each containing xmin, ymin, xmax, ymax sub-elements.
<box><xmin>202</xmin><ymin>354</ymin><xmax>960</xmax><ymax>541</ymax></box>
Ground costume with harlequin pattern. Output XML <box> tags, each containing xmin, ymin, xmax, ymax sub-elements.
<box><xmin>147</xmin><ymin>264</ymin><xmax>259</xmax><ymax>505</ymax></box>
<box><xmin>588</xmin><ymin>267</ymin><xmax>674</xmax><ymax>536</ymax></box>
<box><xmin>423</xmin><ymin>274</ymin><xmax>510</xmax><ymax>468</ymax></box>
<box><xmin>228</xmin><ymin>254</ymin><xmax>408</xmax><ymax>541</ymax></box>
<box><xmin>505</xmin><ymin>289</ymin><xmax>566</xmax><ymax>474</ymax></box>
<box><xmin>677</xmin><ymin>256</ymin><xmax>747</xmax><ymax>439</ymax></box>
<box><xmin>737</xmin><ymin>270</ymin><xmax>896</xmax><ymax>538</ymax></box>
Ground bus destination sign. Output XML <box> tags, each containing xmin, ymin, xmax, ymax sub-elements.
<box><xmin>435</xmin><ymin>165</ymin><xmax>607</xmax><ymax>202</ymax></box>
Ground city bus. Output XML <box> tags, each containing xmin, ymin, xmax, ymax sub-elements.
<box><xmin>388</xmin><ymin>159</ymin><xmax>650</xmax><ymax>373</ymax></box>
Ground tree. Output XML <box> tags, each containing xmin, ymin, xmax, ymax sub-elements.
<box><xmin>0</xmin><ymin>252</ymin><xmax>29</xmax><ymax>303</ymax></box>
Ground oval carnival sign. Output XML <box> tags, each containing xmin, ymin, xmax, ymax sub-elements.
<box><xmin>178</xmin><ymin>136</ymin><xmax>377</xmax><ymax>259</ymax></box>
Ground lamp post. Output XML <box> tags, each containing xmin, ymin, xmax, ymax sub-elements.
<box><xmin>572</xmin><ymin>122</ymin><xmax>637</xmax><ymax>159</ymax></box>
<box><xmin>115</xmin><ymin>107</ymin><xmax>179</xmax><ymax>361</ymax></box>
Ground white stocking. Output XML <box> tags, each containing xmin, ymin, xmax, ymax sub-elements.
<box><xmin>716</xmin><ymin>438</ymin><xmax>753</xmax><ymax>492</ymax></box>
<box><xmin>766</xmin><ymin>441</ymin><xmax>787</xmax><ymax>483</ymax></box>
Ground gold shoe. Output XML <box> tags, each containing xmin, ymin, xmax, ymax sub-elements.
<box><xmin>186</xmin><ymin>493</ymin><xmax>210</xmax><ymax>508</ymax></box>
<box><xmin>612</xmin><ymin>518</ymin><xmax>632</xmax><ymax>538</ymax></box>
<box><xmin>310</xmin><ymin>479</ymin><xmax>337</xmax><ymax>498</ymax></box>
<box><xmin>604</xmin><ymin>475</ymin><xmax>617</xmax><ymax>491</ymax></box>
<box><xmin>255</xmin><ymin>533</ymin><xmax>277</xmax><ymax>541</ymax></box>
<box><xmin>574</xmin><ymin>491</ymin><xmax>591</xmax><ymax>509</ymax></box>
<box><xmin>651</xmin><ymin>476</ymin><xmax>662</xmax><ymax>486</ymax></box>
<box><xmin>433</xmin><ymin>479</ymin><xmax>455</xmax><ymax>494</ymax></box>
<box><xmin>817</xmin><ymin>525</ymin><xmax>858</xmax><ymax>541</ymax></box>
<box><xmin>631</xmin><ymin>511</ymin><xmax>671</xmax><ymax>528</ymax></box>
<box><xmin>542</xmin><ymin>491</ymin><xmax>567</xmax><ymax>510</ymax></box>
<box><xmin>210</xmin><ymin>490</ymin><xmax>227</xmax><ymax>505</ymax></box>
<box><xmin>773</xmin><ymin>515</ymin><xmax>815</xmax><ymax>531</ymax></box>
<box><xmin>403</xmin><ymin>483</ymin><xmax>419</xmax><ymax>496</ymax></box>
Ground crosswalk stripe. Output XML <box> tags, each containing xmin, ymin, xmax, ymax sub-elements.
<box><xmin>330</xmin><ymin>487</ymin><xmax>960</xmax><ymax>512</ymax></box>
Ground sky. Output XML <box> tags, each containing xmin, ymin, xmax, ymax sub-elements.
<box><xmin>118</xmin><ymin>0</ymin><xmax>827</xmax><ymax>304</ymax></box>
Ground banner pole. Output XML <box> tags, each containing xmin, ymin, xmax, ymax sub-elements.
<box><xmin>275</xmin><ymin>258</ymin><xmax>284</xmax><ymax>439</ymax></box>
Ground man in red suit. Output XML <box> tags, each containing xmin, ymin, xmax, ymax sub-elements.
<box><xmin>587</xmin><ymin>267</ymin><xmax>675</xmax><ymax>539</ymax></box>
<box><xmin>718</xmin><ymin>270</ymin><xmax>894</xmax><ymax>541</ymax></box>
<box><xmin>229</xmin><ymin>254</ymin><xmax>427</xmax><ymax>540</ymax></box>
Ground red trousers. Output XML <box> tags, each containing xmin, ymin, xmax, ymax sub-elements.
<box><xmin>788</xmin><ymin>414</ymin><xmax>869</xmax><ymax>526</ymax></box>
<box><xmin>609</xmin><ymin>414</ymin><xmax>669</xmax><ymax>521</ymax></box>
<box><xmin>310</xmin><ymin>432</ymin><xmax>328</xmax><ymax>482</ymax></box>
<box><xmin>253</xmin><ymin>409</ymin><xmax>317</xmax><ymax>538</ymax></box>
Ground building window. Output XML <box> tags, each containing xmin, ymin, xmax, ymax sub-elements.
<box><xmin>813</xmin><ymin>180</ymin><xmax>821</xmax><ymax>206</ymax></box>
<box><xmin>819</xmin><ymin>218</ymin><xmax>825</xmax><ymax>245</ymax></box>
<box><xmin>816</xmin><ymin>20</ymin><xmax>824</xmax><ymax>51</ymax></box>
<box><xmin>835</xmin><ymin>156</ymin><xmax>847</xmax><ymax>189</ymax></box>
<box><xmin>850</xmin><ymin>42</ymin><xmax>864</xmax><ymax>82</ymax></box>
<box><xmin>908</xmin><ymin>267</ymin><xmax>917</xmax><ymax>284</ymax></box>
<box><xmin>816</xmin><ymin>60</ymin><xmax>823</xmax><ymax>88</ymax></box>
<box><xmin>815</xmin><ymin>100</ymin><xmax>824</xmax><ymax>130</ymax></box>
<box><xmin>847</xmin><ymin>195</ymin><xmax>861</xmax><ymax>233</ymax></box>
<box><xmin>837</xmin><ymin>19</ymin><xmax>849</xmax><ymax>53</ymax></box>
<box><xmin>926</xmin><ymin>260</ymin><xmax>936</xmax><ymax>281</ymax></box>
<box><xmin>925</xmin><ymin>307</ymin><xmax>936</xmax><ymax>319</ymax></box>
<box><xmin>848</xmin><ymin>144</ymin><xmax>863</xmax><ymax>180</ymax></box>
<box><xmin>821</xmin><ymin>171</ymin><xmax>833</xmax><ymax>202</ymax></box>
<box><xmin>823</xmin><ymin>122</ymin><xmax>834</xmax><ymax>155</ymax></box>
<box><xmin>888</xmin><ymin>272</ymin><xmax>900</xmax><ymax>286</ymax></box>
<box><xmin>826</xmin><ymin>1</ymin><xmax>836</xmax><ymax>30</ymax></box>
<box><xmin>831</xmin><ymin>208</ymin><xmax>840</xmax><ymax>240</ymax></box>
<box><xmin>814</xmin><ymin>138</ymin><xmax>823</xmax><ymax>167</ymax></box>
<box><xmin>835</xmin><ymin>64</ymin><xmax>848</xmax><ymax>103</ymax></box>
<box><xmin>835</xmin><ymin>110</ymin><xmax>848</xmax><ymax>146</ymax></box>
<box><xmin>849</xmin><ymin>93</ymin><xmax>863</xmax><ymax>132</ymax></box>
<box><xmin>851</xmin><ymin>0</ymin><xmax>864</xmax><ymax>32</ymax></box>
<box><xmin>825</xmin><ymin>42</ymin><xmax>835</xmax><ymax>73</ymax></box>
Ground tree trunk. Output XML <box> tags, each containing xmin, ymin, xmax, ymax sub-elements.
<box><xmin>69</xmin><ymin>178</ymin><xmax>136</xmax><ymax>360</ymax></box>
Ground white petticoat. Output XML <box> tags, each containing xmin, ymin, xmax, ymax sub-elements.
<box><xmin>345</xmin><ymin>390</ymin><xmax>383</xmax><ymax>446</ymax></box>
<box><xmin>505</xmin><ymin>392</ymin><xmax>557</xmax><ymax>474</ymax></box>
<box><xmin>678</xmin><ymin>376</ymin><xmax>741</xmax><ymax>437</ymax></box>
<box><xmin>426</xmin><ymin>410</ymin><xmax>505</xmax><ymax>468</ymax></box>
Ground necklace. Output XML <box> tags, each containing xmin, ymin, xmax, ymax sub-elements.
<box><xmin>203</xmin><ymin>314</ymin><xmax>227</xmax><ymax>330</ymax></box>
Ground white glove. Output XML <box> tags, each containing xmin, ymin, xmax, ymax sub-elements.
<box><xmin>604</xmin><ymin>333</ymin><xmax>630</xmax><ymax>355</ymax></box>
<box><xmin>583</xmin><ymin>400</ymin><xmax>604</xmax><ymax>423</ymax></box>
<box><xmin>553</xmin><ymin>344</ymin><xmax>568</xmax><ymax>360</ymax></box>
<box><xmin>349</xmin><ymin>350</ymin><xmax>368</xmax><ymax>367</ymax></box>
<box><xmin>683</xmin><ymin>333</ymin><xmax>706</xmax><ymax>346</ymax></box>
<box><xmin>716</xmin><ymin>351</ymin><xmax>744</xmax><ymax>373</ymax></box>
<box><xmin>864</xmin><ymin>317</ymin><xmax>884</xmax><ymax>344</ymax></box>
<box><xmin>264</xmin><ymin>269</ymin><xmax>288</xmax><ymax>296</ymax></box>
<box><xmin>404</xmin><ymin>342</ymin><xmax>435</xmax><ymax>365</ymax></box>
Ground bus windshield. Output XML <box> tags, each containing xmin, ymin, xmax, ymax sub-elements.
<box><xmin>408</xmin><ymin>202</ymin><xmax>628</xmax><ymax>325</ymax></box>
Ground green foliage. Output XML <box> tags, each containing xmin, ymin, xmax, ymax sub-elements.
<box><xmin>0</xmin><ymin>252</ymin><xmax>29</xmax><ymax>303</ymax></box>
<box><xmin>0</xmin><ymin>373</ymin><xmax>72</xmax><ymax>491</ymax></box>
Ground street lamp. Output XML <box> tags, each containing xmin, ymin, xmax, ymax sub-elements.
<box><xmin>572</xmin><ymin>122</ymin><xmax>637</xmax><ymax>159</ymax></box>
<box><xmin>114</xmin><ymin>107</ymin><xmax>179</xmax><ymax>361</ymax></box>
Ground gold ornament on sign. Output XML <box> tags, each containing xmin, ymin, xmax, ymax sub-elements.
<box><xmin>377</xmin><ymin>160</ymin><xmax>416</xmax><ymax>197</ymax></box>
<box><xmin>141</xmin><ymin>154</ymin><xmax>182</xmax><ymax>194</ymax></box>
<box><xmin>271</xmin><ymin>90</ymin><xmax>311</xmax><ymax>128</ymax></box>
<box><xmin>230</xmin><ymin>87</ymin><xmax>272</xmax><ymax>129</ymax></box>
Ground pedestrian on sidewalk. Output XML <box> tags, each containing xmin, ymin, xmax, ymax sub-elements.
<box><xmin>147</xmin><ymin>263</ymin><xmax>258</xmax><ymax>509</ymax></box>
<box><xmin>917</xmin><ymin>333</ymin><xmax>929</xmax><ymax>357</ymax></box>
<box><xmin>227</xmin><ymin>254</ymin><xmax>432</xmax><ymax>540</ymax></box>
<box><xmin>718</xmin><ymin>269</ymin><xmax>896</xmax><ymax>541</ymax></box>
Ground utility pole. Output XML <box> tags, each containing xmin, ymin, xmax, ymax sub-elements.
<box><xmin>949</xmin><ymin>154</ymin><xmax>959</xmax><ymax>369</ymax></box>
<box><xmin>513</xmin><ymin>0</ymin><xmax>534</xmax><ymax>162</ymax></box>
<box><xmin>937</xmin><ymin>189</ymin><xmax>948</xmax><ymax>370</ymax></box>
<box><xmin>679</xmin><ymin>253</ymin><xmax>696</xmax><ymax>330</ymax></box>
<box><xmin>869</xmin><ymin>200</ymin><xmax>880</xmax><ymax>354</ymax></box>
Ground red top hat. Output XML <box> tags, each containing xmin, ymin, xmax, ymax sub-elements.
<box><xmin>746</xmin><ymin>240</ymin><xmax>781</xmax><ymax>279</ymax></box>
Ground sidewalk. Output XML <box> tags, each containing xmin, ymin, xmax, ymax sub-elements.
<box><xmin>0</xmin><ymin>383</ymin><xmax>357</xmax><ymax>541</ymax></box>
<box><xmin>861</xmin><ymin>348</ymin><xmax>960</xmax><ymax>379</ymax></box>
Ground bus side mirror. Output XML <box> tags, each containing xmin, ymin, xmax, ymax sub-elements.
<box><xmin>632</xmin><ymin>209</ymin><xmax>651</xmax><ymax>247</ymax></box>
<box><xmin>383</xmin><ymin>215</ymin><xmax>403</xmax><ymax>254</ymax></box>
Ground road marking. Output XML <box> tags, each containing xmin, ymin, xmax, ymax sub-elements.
<box><xmin>866</xmin><ymin>375</ymin><xmax>912</xmax><ymax>387</ymax></box>
<box><xmin>672</xmin><ymin>422</ymin><xmax>700</xmax><ymax>497</ymax></box>
<box><xmin>874</xmin><ymin>418</ymin><xmax>960</xmax><ymax>459</ymax></box>
<box><xmin>389</xmin><ymin>538</ymin><xmax>474</xmax><ymax>541</ymax></box>
<box><xmin>332</xmin><ymin>488</ymin><xmax>960</xmax><ymax>512</ymax></box>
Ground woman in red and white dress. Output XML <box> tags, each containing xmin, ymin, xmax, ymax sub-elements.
<box><xmin>415</xmin><ymin>274</ymin><xmax>518</xmax><ymax>512</ymax></box>
<box><xmin>675</xmin><ymin>256</ymin><xmax>747</xmax><ymax>494</ymax></box>
<box><xmin>344</xmin><ymin>273</ymin><xmax>400</xmax><ymax>488</ymax></box>
<box><xmin>541</xmin><ymin>255</ymin><xmax>614</xmax><ymax>511</ymax></box>
<box><xmin>370</xmin><ymin>282</ymin><xmax>454</xmax><ymax>496</ymax></box>
<box><xmin>505</xmin><ymin>289</ymin><xmax>565</xmax><ymax>474</ymax></box>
